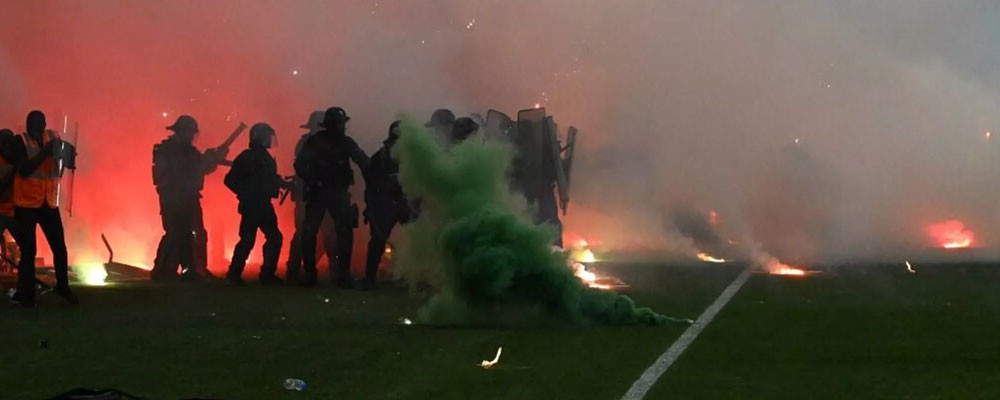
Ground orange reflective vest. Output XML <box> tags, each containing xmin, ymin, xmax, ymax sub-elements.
<box><xmin>14</xmin><ymin>131</ymin><xmax>61</xmax><ymax>209</ymax></box>
<box><xmin>0</xmin><ymin>155</ymin><xmax>14</xmax><ymax>216</ymax></box>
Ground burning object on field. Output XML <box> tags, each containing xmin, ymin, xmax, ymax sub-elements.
<box><xmin>571</xmin><ymin>262</ymin><xmax>628</xmax><ymax>290</ymax></box>
<box><xmin>696</xmin><ymin>252</ymin><xmax>726</xmax><ymax>263</ymax></box>
<box><xmin>71</xmin><ymin>234</ymin><xmax>151</xmax><ymax>286</ymax></box>
<box><xmin>925</xmin><ymin>220</ymin><xmax>974</xmax><ymax>249</ymax></box>
<box><xmin>566</xmin><ymin>243</ymin><xmax>628</xmax><ymax>290</ymax></box>
<box><xmin>71</xmin><ymin>262</ymin><xmax>108</xmax><ymax>286</ymax></box>
<box><xmin>757</xmin><ymin>255</ymin><xmax>817</xmax><ymax>277</ymax></box>
<box><xmin>478</xmin><ymin>346</ymin><xmax>502</xmax><ymax>369</ymax></box>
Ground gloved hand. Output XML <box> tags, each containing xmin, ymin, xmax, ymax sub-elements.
<box><xmin>43</xmin><ymin>137</ymin><xmax>60</xmax><ymax>154</ymax></box>
<box><xmin>204</xmin><ymin>146</ymin><xmax>230</xmax><ymax>163</ymax></box>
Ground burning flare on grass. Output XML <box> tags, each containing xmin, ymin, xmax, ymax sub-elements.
<box><xmin>564</xmin><ymin>243</ymin><xmax>626</xmax><ymax>290</ymax></box>
<box><xmin>575</xmin><ymin>249</ymin><xmax>596</xmax><ymax>263</ymax></box>
<box><xmin>925</xmin><ymin>220</ymin><xmax>974</xmax><ymax>249</ymax></box>
<box><xmin>572</xmin><ymin>263</ymin><xmax>616</xmax><ymax>290</ymax></box>
<box><xmin>478</xmin><ymin>346</ymin><xmax>502</xmax><ymax>369</ymax></box>
<box><xmin>696</xmin><ymin>252</ymin><xmax>726</xmax><ymax>263</ymax></box>
<box><xmin>72</xmin><ymin>262</ymin><xmax>108</xmax><ymax>286</ymax></box>
<box><xmin>764</xmin><ymin>258</ymin><xmax>806</xmax><ymax>276</ymax></box>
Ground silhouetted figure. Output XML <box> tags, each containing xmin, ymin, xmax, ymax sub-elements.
<box><xmin>534</xmin><ymin>125</ymin><xmax>562</xmax><ymax>246</ymax></box>
<box><xmin>0</xmin><ymin>129</ymin><xmax>19</xmax><ymax>243</ymax></box>
<box><xmin>293</xmin><ymin>107</ymin><xmax>369</xmax><ymax>287</ymax></box>
<box><xmin>511</xmin><ymin>119</ymin><xmax>562</xmax><ymax>247</ymax></box>
<box><xmin>425</xmin><ymin>108</ymin><xmax>455</xmax><ymax>142</ymax></box>
<box><xmin>285</xmin><ymin>111</ymin><xmax>338</xmax><ymax>283</ymax></box>
<box><xmin>362</xmin><ymin>121</ymin><xmax>411</xmax><ymax>290</ymax></box>
<box><xmin>224</xmin><ymin>123</ymin><xmax>289</xmax><ymax>285</ymax></box>
<box><xmin>450</xmin><ymin>116</ymin><xmax>480</xmax><ymax>144</ymax></box>
<box><xmin>151</xmin><ymin>115</ymin><xmax>227</xmax><ymax>281</ymax></box>
<box><xmin>10</xmin><ymin>111</ymin><xmax>76</xmax><ymax>306</ymax></box>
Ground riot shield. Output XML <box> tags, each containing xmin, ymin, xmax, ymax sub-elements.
<box><xmin>54</xmin><ymin>116</ymin><xmax>79</xmax><ymax>216</ymax></box>
<box><xmin>514</xmin><ymin>108</ymin><xmax>546</xmax><ymax>199</ymax></box>
<box><xmin>484</xmin><ymin>109</ymin><xmax>514</xmax><ymax>143</ymax></box>
<box><xmin>545</xmin><ymin>117</ymin><xmax>570</xmax><ymax>215</ymax></box>
<box><xmin>560</xmin><ymin>126</ymin><xmax>577</xmax><ymax>215</ymax></box>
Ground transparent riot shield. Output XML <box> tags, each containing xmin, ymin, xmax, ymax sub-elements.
<box><xmin>485</xmin><ymin>109</ymin><xmax>514</xmax><ymax>143</ymax></box>
<box><xmin>544</xmin><ymin>117</ymin><xmax>570</xmax><ymax>215</ymax></box>
<box><xmin>514</xmin><ymin>107</ymin><xmax>546</xmax><ymax>199</ymax></box>
<box><xmin>54</xmin><ymin>116</ymin><xmax>79</xmax><ymax>216</ymax></box>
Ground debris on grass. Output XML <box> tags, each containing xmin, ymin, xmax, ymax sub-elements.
<box><xmin>905</xmin><ymin>261</ymin><xmax>916</xmax><ymax>274</ymax></box>
<box><xmin>478</xmin><ymin>346</ymin><xmax>502</xmax><ymax>369</ymax></box>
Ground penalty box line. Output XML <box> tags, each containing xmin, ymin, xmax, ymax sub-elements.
<box><xmin>621</xmin><ymin>268</ymin><xmax>753</xmax><ymax>400</ymax></box>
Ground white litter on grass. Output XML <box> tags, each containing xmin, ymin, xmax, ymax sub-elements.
<box><xmin>478</xmin><ymin>346</ymin><xmax>503</xmax><ymax>369</ymax></box>
<box><xmin>905</xmin><ymin>261</ymin><xmax>916</xmax><ymax>274</ymax></box>
<box><xmin>399</xmin><ymin>317</ymin><xmax>413</xmax><ymax>325</ymax></box>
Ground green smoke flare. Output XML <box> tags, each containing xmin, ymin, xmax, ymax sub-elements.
<box><xmin>392</xmin><ymin>116</ymin><xmax>672</xmax><ymax>326</ymax></box>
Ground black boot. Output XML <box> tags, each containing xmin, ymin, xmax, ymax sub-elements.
<box><xmin>259</xmin><ymin>274</ymin><xmax>284</xmax><ymax>286</ymax></box>
<box><xmin>299</xmin><ymin>272</ymin><xmax>317</xmax><ymax>288</ymax></box>
<box><xmin>10</xmin><ymin>289</ymin><xmax>36</xmax><ymax>307</ymax></box>
<box><xmin>54</xmin><ymin>285</ymin><xmax>79</xmax><ymax>305</ymax></box>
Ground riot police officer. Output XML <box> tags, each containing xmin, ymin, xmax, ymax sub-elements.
<box><xmin>151</xmin><ymin>115</ymin><xmax>226</xmax><ymax>281</ymax></box>
<box><xmin>285</xmin><ymin>111</ymin><xmax>338</xmax><ymax>283</ymax></box>
<box><xmin>293</xmin><ymin>107</ymin><xmax>369</xmax><ymax>287</ymax></box>
<box><xmin>361</xmin><ymin>121</ymin><xmax>411</xmax><ymax>290</ymax></box>
<box><xmin>224</xmin><ymin>123</ymin><xmax>289</xmax><ymax>285</ymax></box>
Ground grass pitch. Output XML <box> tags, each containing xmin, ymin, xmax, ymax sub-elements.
<box><xmin>2</xmin><ymin>262</ymin><xmax>997</xmax><ymax>399</ymax></box>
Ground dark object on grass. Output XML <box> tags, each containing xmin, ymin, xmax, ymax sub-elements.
<box><xmin>100</xmin><ymin>234</ymin><xmax>150</xmax><ymax>281</ymax></box>
<box><xmin>46</xmin><ymin>388</ymin><xmax>146</xmax><ymax>400</ymax></box>
<box><xmin>2</xmin><ymin>253</ymin><xmax>51</xmax><ymax>290</ymax></box>
<box><xmin>39</xmin><ymin>339</ymin><xmax>48</xmax><ymax>349</ymax></box>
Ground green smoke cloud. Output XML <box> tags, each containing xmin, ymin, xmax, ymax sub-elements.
<box><xmin>392</xmin><ymin>116</ymin><xmax>673</xmax><ymax>326</ymax></box>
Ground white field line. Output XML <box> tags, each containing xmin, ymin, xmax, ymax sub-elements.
<box><xmin>621</xmin><ymin>268</ymin><xmax>753</xmax><ymax>400</ymax></box>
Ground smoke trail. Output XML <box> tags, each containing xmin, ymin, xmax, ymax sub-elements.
<box><xmin>391</xmin><ymin>116</ymin><xmax>673</xmax><ymax>326</ymax></box>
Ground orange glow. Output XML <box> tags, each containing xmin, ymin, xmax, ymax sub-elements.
<box><xmin>708</xmin><ymin>210</ymin><xmax>719</xmax><ymax>225</ymax></box>
<box><xmin>925</xmin><ymin>220</ymin><xmax>974</xmax><ymax>249</ymax></box>
<box><xmin>765</xmin><ymin>258</ymin><xmax>807</xmax><ymax>276</ymax></box>
<box><xmin>771</xmin><ymin>267</ymin><xmax>806</xmax><ymax>276</ymax></box>
<box><xmin>572</xmin><ymin>262</ymin><xmax>598</xmax><ymax>283</ymax></box>
<box><xmin>696</xmin><ymin>252</ymin><xmax>726</xmax><ymax>263</ymax></box>
<box><xmin>571</xmin><ymin>262</ymin><xmax>625</xmax><ymax>290</ymax></box>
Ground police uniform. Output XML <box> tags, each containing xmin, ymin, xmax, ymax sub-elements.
<box><xmin>151</xmin><ymin>116</ymin><xmax>218</xmax><ymax>281</ymax></box>
<box><xmin>285</xmin><ymin>114</ymin><xmax>339</xmax><ymax>283</ymax></box>
<box><xmin>224</xmin><ymin>124</ymin><xmax>284</xmax><ymax>284</ymax></box>
<box><xmin>293</xmin><ymin>107</ymin><xmax>368</xmax><ymax>287</ymax></box>
<box><xmin>362</xmin><ymin>121</ymin><xmax>411</xmax><ymax>288</ymax></box>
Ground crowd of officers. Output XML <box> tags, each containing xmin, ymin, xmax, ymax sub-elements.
<box><xmin>4</xmin><ymin>105</ymin><xmax>550</xmax><ymax>306</ymax></box>
<box><xmin>151</xmin><ymin>106</ymin><xmax>483</xmax><ymax>291</ymax></box>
